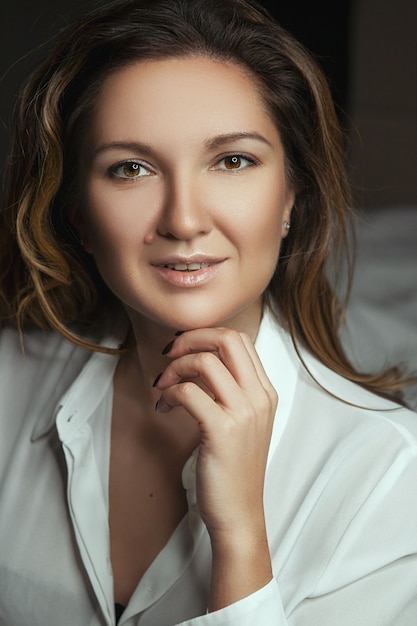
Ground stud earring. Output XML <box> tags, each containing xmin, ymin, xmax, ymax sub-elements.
<box><xmin>284</xmin><ymin>221</ymin><xmax>291</xmax><ymax>231</ymax></box>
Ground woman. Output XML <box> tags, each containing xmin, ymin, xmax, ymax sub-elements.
<box><xmin>0</xmin><ymin>1</ymin><xmax>416</xmax><ymax>624</ymax></box>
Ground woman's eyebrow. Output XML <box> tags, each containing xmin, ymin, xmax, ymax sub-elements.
<box><xmin>92</xmin><ymin>141</ymin><xmax>156</xmax><ymax>159</ymax></box>
<box><xmin>205</xmin><ymin>132</ymin><xmax>273</xmax><ymax>150</ymax></box>
<box><xmin>91</xmin><ymin>133</ymin><xmax>273</xmax><ymax>159</ymax></box>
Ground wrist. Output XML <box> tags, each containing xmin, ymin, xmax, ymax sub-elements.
<box><xmin>208</xmin><ymin>506</ymin><xmax>269</xmax><ymax>553</ymax></box>
<box><xmin>210</xmin><ymin>523</ymin><xmax>269</xmax><ymax>559</ymax></box>
<box><xmin>208</xmin><ymin>525</ymin><xmax>273</xmax><ymax>612</ymax></box>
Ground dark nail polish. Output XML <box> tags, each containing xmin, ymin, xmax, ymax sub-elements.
<box><xmin>161</xmin><ymin>339</ymin><xmax>174</xmax><ymax>355</ymax></box>
<box><xmin>152</xmin><ymin>372</ymin><xmax>162</xmax><ymax>388</ymax></box>
<box><xmin>154</xmin><ymin>400</ymin><xmax>159</xmax><ymax>411</ymax></box>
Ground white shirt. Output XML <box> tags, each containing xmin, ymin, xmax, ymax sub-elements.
<box><xmin>1</xmin><ymin>310</ymin><xmax>416</xmax><ymax>625</ymax></box>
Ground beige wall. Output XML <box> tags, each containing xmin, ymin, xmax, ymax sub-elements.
<box><xmin>348</xmin><ymin>0</ymin><xmax>417</xmax><ymax>208</ymax></box>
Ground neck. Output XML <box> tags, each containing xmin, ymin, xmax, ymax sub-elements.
<box><xmin>124</xmin><ymin>315</ymin><xmax>178</xmax><ymax>388</ymax></box>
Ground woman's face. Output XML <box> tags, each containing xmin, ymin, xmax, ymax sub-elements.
<box><xmin>79</xmin><ymin>56</ymin><xmax>294</xmax><ymax>336</ymax></box>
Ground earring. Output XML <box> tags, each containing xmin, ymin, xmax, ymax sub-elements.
<box><xmin>284</xmin><ymin>221</ymin><xmax>291</xmax><ymax>231</ymax></box>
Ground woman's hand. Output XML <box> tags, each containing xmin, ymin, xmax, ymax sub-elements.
<box><xmin>154</xmin><ymin>327</ymin><xmax>277</xmax><ymax>609</ymax></box>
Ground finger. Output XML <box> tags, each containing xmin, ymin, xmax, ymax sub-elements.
<box><xmin>164</xmin><ymin>327</ymin><xmax>264</xmax><ymax>392</ymax></box>
<box><xmin>156</xmin><ymin>379</ymin><xmax>220</xmax><ymax>423</ymax></box>
<box><xmin>157</xmin><ymin>376</ymin><xmax>274</xmax><ymax>451</ymax></box>
<box><xmin>239</xmin><ymin>332</ymin><xmax>277</xmax><ymax>398</ymax></box>
<box><xmin>156</xmin><ymin>351</ymin><xmax>244</xmax><ymax>408</ymax></box>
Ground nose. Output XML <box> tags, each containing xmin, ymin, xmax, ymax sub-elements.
<box><xmin>156</xmin><ymin>171</ymin><xmax>211</xmax><ymax>240</ymax></box>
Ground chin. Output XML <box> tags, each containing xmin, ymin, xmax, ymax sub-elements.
<box><xmin>140</xmin><ymin>303</ymin><xmax>229</xmax><ymax>332</ymax></box>
<box><xmin>157</xmin><ymin>302</ymin><xmax>260</xmax><ymax>334</ymax></box>
<box><xmin>124</xmin><ymin>292</ymin><xmax>263</xmax><ymax>335</ymax></box>
<box><xmin>160</xmin><ymin>312</ymin><xmax>227</xmax><ymax>332</ymax></box>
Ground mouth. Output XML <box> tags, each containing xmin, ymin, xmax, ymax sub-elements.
<box><xmin>160</xmin><ymin>262</ymin><xmax>212</xmax><ymax>272</ymax></box>
<box><xmin>152</xmin><ymin>257</ymin><xmax>225</xmax><ymax>287</ymax></box>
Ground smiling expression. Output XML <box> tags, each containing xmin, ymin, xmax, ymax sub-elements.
<box><xmin>79</xmin><ymin>56</ymin><xmax>294</xmax><ymax>337</ymax></box>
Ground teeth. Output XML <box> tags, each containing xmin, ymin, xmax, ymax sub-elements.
<box><xmin>187</xmin><ymin>263</ymin><xmax>210</xmax><ymax>270</ymax></box>
<box><xmin>165</xmin><ymin>262</ymin><xmax>211</xmax><ymax>271</ymax></box>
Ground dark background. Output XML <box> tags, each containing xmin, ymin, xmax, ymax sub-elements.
<box><xmin>1</xmin><ymin>0</ymin><xmax>416</xmax><ymax>208</ymax></box>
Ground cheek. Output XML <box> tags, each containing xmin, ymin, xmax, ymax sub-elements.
<box><xmin>223</xmin><ymin>186</ymin><xmax>284</xmax><ymax>249</ymax></box>
<box><xmin>81</xmin><ymin>189</ymin><xmax>152</xmax><ymax>253</ymax></box>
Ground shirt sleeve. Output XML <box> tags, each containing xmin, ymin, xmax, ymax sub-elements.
<box><xmin>175</xmin><ymin>444</ymin><xmax>417</xmax><ymax>626</ymax></box>
<box><xmin>289</xmin><ymin>555</ymin><xmax>417</xmax><ymax>624</ymax></box>
<box><xmin>289</xmin><ymin>446</ymin><xmax>417</xmax><ymax>625</ymax></box>
<box><xmin>287</xmin><ymin>448</ymin><xmax>417</xmax><ymax>625</ymax></box>
<box><xmin>174</xmin><ymin>578</ymin><xmax>287</xmax><ymax>626</ymax></box>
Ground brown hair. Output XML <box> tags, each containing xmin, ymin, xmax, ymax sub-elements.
<box><xmin>0</xmin><ymin>0</ymin><xmax>412</xmax><ymax>399</ymax></box>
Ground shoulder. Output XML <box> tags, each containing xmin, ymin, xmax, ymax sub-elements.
<box><xmin>0</xmin><ymin>326</ymin><xmax>90</xmax><ymax>439</ymax></box>
<box><xmin>303</xmin><ymin>352</ymin><xmax>417</xmax><ymax>420</ymax></box>
<box><xmin>289</xmin><ymin>348</ymin><xmax>417</xmax><ymax>489</ymax></box>
<box><xmin>260</xmin><ymin>309</ymin><xmax>417</xmax><ymax>452</ymax></box>
<box><xmin>0</xmin><ymin>324</ymin><xmax>89</xmax><ymax>385</ymax></box>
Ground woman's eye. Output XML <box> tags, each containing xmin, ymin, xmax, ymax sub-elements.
<box><xmin>216</xmin><ymin>154</ymin><xmax>256</xmax><ymax>171</ymax></box>
<box><xmin>109</xmin><ymin>160</ymin><xmax>151</xmax><ymax>179</ymax></box>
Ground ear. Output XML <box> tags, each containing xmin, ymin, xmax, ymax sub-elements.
<box><xmin>281</xmin><ymin>190</ymin><xmax>295</xmax><ymax>238</ymax></box>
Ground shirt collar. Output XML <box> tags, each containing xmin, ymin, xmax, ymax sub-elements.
<box><xmin>254</xmin><ymin>308</ymin><xmax>300</xmax><ymax>465</ymax></box>
<box><xmin>31</xmin><ymin>309</ymin><xmax>300</xmax><ymax>449</ymax></box>
<box><xmin>31</xmin><ymin>318</ymin><xmax>128</xmax><ymax>441</ymax></box>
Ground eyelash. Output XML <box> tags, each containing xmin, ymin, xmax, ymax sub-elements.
<box><xmin>214</xmin><ymin>153</ymin><xmax>259</xmax><ymax>171</ymax></box>
<box><xmin>107</xmin><ymin>153</ymin><xmax>259</xmax><ymax>180</ymax></box>
<box><xmin>108</xmin><ymin>160</ymin><xmax>152</xmax><ymax>180</ymax></box>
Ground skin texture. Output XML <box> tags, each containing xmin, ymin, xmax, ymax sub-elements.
<box><xmin>78</xmin><ymin>56</ymin><xmax>294</xmax><ymax>609</ymax></box>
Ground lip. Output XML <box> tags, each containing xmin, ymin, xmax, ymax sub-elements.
<box><xmin>151</xmin><ymin>255</ymin><xmax>226</xmax><ymax>288</ymax></box>
<box><xmin>152</xmin><ymin>254</ymin><xmax>225</xmax><ymax>266</ymax></box>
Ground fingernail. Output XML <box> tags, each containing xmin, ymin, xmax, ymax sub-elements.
<box><xmin>154</xmin><ymin>400</ymin><xmax>159</xmax><ymax>411</ymax></box>
<box><xmin>161</xmin><ymin>339</ymin><xmax>174</xmax><ymax>355</ymax></box>
<box><xmin>174</xmin><ymin>330</ymin><xmax>184</xmax><ymax>336</ymax></box>
<box><xmin>152</xmin><ymin>372</ymin><xmax>163</xmax><ymax>387</ymax></box>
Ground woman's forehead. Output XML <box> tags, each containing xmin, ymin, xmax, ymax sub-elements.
<box><xmin>87</xmin><ymin>55</ymin><xmax>280</xmax><ymax>149</ymax></box>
